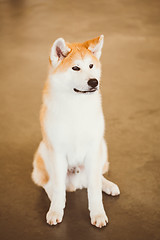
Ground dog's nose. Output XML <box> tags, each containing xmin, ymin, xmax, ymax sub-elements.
<box><xmin>87</xmin><ymin>78</ymin><xmax>98</xmax><ymax>88</ymax></box>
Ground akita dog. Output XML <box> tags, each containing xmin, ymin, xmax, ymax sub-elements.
<box><xmin>32</xmin><ymin>35</ymin><xmax>120</xmax><ymax>228</ymax></box>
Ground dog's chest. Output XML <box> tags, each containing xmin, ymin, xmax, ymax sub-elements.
<box><xmin>45</xmin><ymin>94</ymin><xmax>104</xmax><ymax>163</ymax></box>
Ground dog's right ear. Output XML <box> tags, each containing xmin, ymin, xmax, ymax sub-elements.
<box><xmin>83</xmin><ymin>35</ymin><xmax>104</xmax><ymax>60</ymax></box>
<box><xmin>50</xmin><ymin>38</ymin><xmax>71</xmax><ymax>67</ymax></box>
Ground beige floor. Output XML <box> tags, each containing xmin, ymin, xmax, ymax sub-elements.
<box><xmin>0</xmin><ymin>0</ymin><xmax>160</xmax><ymax>239</ymax></box>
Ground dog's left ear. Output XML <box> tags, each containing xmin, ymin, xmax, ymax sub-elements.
<box><xmin>50</xmin><ymin>38</ymin><xmax>71</xmax><ymax>67</ymax></box>
<box><xmin>83</xmin><ymin>35</ymin><xmax>104</xmax><ymax>60</ymax></box>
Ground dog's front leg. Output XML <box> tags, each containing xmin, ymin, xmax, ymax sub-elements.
<box><xmin>86</xmin><ymin>149</ymin><xmax>108</xmax><ymax>228</ymax></box>
<box><xmin>46</xmin><ymin>151</ymin><xmax>67</xmax><ymax>226</ymax></box>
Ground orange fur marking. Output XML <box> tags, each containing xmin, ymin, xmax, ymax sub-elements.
<box><xmin>49</xmin><ymin>36</ymin><xmax>101</xmax><ymax>73</ymax></box>
<box><xmin>49</xmin><ymin>56</ymin><xmax>52</xmax><ymax>65</ymax></box>
<box><xmin>42</xmin><ymin>78</ymin><xmax>50</xmax><ymax>96</ymax></box>
<box><xmin>82</xmin><ymin>36</ymin><xmax>102</xmax><ymax>49</ymax></box>
<box><xmin>40</xmin><ymin>104</ymin><xmax>50</xmax><ymax>148</ymax></box>
<box><xmin>33</xmin><ymin>151</ymin><xmax>49</xmax><ymax>186</ymax></box>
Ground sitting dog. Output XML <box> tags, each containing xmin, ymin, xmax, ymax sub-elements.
<box><xmin>32</xmin><ymin>35</ymin><xmax>120</xmax><ymax>228</ymax></box>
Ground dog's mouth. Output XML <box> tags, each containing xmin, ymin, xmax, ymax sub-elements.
<box><xmin>73</xmin><ymin>88</ymin><xmax>97</xmax><ymax>94</ymax></box>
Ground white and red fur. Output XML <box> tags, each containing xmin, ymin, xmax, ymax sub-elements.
<box><xmin>32</xmin><ymin>35</ymin><xmax>120</xmax><ymax>228</ymax></box>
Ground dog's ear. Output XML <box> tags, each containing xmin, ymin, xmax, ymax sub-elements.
<box><xmin>83</xmin><ymin>35</ymin><xmax>104</xmax><ymax>60</ymax></box>
<box><xmin>50</xmin><ymin>38</ymin><xmax>71</xmax><ymax>66</ymax></box>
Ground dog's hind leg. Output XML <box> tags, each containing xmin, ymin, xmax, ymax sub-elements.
<box><xmin>32</xmin><ymin>142</ymin><xmax>54</xmax><ymax>201</ymax></box>
<box><xmin>32</xmin><ymin>141</ymin><xmax>49</xmax><ymax>188</ymax></box>
<box><xmin>101</xmin><ymin>138</ymin><xmax>109</xmax><ymax>174</ymax></box>
<box><xmin>102</xmin><ymin>176</ymin><xmax>120</xmax><ymax>196</ymax></box>
<box><xmin>100</xmin><ymin>139</ymin><xmax>120</xmax><ymax>196</ymax></box>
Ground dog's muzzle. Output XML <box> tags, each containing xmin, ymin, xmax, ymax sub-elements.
<box><xmin>74</xmin><ymin>78</ymin><xmax>98</xmax><ymax>94</ymax></box>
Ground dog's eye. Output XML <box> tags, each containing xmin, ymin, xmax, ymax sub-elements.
<box><xmin>89</xmin><ymin>64</ymin><xmax>93</xmax><ymax>69</ymax></box>
<box><xmin>72</xmin><ymin>66</ymin><xmax>80</xmax><ymax>71</ymax></box>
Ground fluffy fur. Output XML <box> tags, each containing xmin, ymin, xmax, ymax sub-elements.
<box><xmin>32</xmin><ymin>35</ymin><xmax>120</xmax><ymax>228</ymax></box>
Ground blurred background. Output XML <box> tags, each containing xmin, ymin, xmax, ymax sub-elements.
<box><xmin>0</xmin><ymin>0</ymin><xmax>160</xmax><ymax>239</ymax></box>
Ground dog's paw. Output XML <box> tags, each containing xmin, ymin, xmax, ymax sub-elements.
<box><xmin>91</xmin><ymin>212</ymin><xmax>108</xmax><ymax>228</ymax></box>
<box><xmin>103</xmin><ymin>180</ymin><xmax>120</xmax><ymax>196</ymax></box>
<box><xmin>46</xmin><ymin>209</ymin><xmax>63</xmax><ymax>226</ymax></box>
<box><xmin>105</xmin><ymin>183</ymin><xmax>120</xmax><ymax>196</ymax></box>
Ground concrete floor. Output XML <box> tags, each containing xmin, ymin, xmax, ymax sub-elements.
<box><xmin>0</xmin><ymin>0</ymin><xmax>160</xmax><ymax>239</ymax></box>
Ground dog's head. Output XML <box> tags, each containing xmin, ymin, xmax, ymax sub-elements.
<box><xmin>49</xmin><ymin>36</ymin><xmax>104</xmax><ymax>95</ymax></box>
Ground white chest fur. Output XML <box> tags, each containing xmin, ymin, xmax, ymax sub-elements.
<box><xmin>45</xmin><ymin>91</ymin><xmax>105</xmax><ymax>166</ymax></box>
